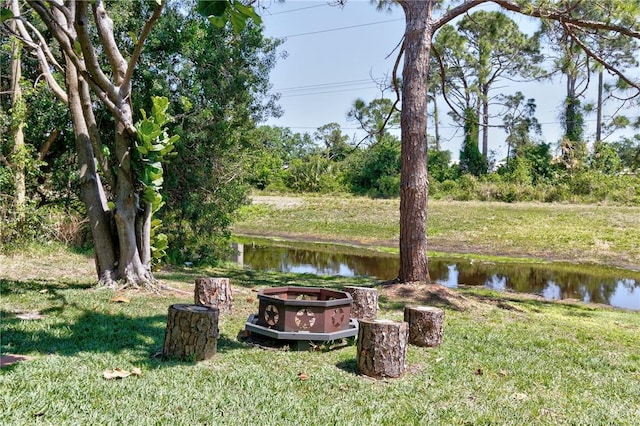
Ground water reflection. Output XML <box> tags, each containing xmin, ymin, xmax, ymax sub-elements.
<box><xmin>233</xmin><ymin>242</ymin><xmax>640</xmax><ymax>311</ymax></box>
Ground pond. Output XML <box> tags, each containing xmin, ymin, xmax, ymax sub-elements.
<box><xmin>231</xmin><ymin>240</ymin><xmax>640</xmax><ymax>311</ymax></box>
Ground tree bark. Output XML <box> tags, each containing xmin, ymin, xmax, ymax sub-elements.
<box><xmin>404</xmin><ymin>305</ymin><xmax>444</xmax><ymax>347</ymax></box>
<box><xmin>344</xmin><ymin>286</ymin><xmax>378</xmax><ymax>321</ymax></box>
<box><xmin>397</xmin><ymin>0</ymin><xmax>434</xmax><ymax>283</ymax></box>
<box><xmin>596</xmin><ymin>69</ymin><xmax>603</xmax><ymax>142</ymax></box>
<box><xmin>65</xmin><ymin>56</ymin><xmax>117</xmax><ymax>285</ymax></box>
<box><xmin>9</xmin><ymin>0</ymin><xmax>26</xmax><ymax>209</ymax></box>
<box><xmin>481</xmin><ymin>84</ymin><xmax>489</xmax><ymax>160</ymax></box>
<box><xmin>163</xmin><ymin>304</ymin><xmax>219</xmax><ymax>362</ymax></box>
<box><xmin>194</xmin><ymin>278</ymin><xmax>234</xmax><ymax>314</ymax></box>
<box><xmin>356</xmin><ymin>319</ymin><xmax>408</xmax><ymax>378</ymax></box>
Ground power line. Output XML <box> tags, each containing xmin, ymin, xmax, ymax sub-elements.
<box><xmin>266</xmin><ymin>3</ymin><xmax>328</xmax><ymax>16</ymax></box>
<box><xmin>274</xmin><ymin>78</ymin><xmax>375</xmax><ymax>93</ymax></box>
<box><xmin>279</xmin><ymin>18</ymin><xmax>403</xmax><ymax>39</ymax></box>
<box><xmin>277</xmin><ymin>85</ymin><xmax>380</xmax><ymax>98</ymax></box>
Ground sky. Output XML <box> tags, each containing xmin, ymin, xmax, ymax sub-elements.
<box><xmin>258</xmin><ymin>0</ymin><xmax>637</xmax><ymax>161</ymax></box>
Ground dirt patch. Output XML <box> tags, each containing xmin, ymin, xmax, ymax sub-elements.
<box><xmin>380</xmin><ymin>282</ymin><xmax>483</xmax><ymax>312</ymax></box>
<box><xmin>0</xmin><ymin>354</ymin><xmax>36</xmax><ymax>368</ymax></box>
<box><xmin>251</xmin><ymin>196</ymin><xmax>303</xmax><ymax>209</ymax></box>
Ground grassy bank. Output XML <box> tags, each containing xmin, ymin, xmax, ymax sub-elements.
<box><xmin>234</xmin><ymin>196</ymin><xmax>640</xmax><ymax>270</ymax></box>
<box><xmin>1</xmin><ymin>246</ymin><xmax>640</xmax><ymax>425</ymax></box>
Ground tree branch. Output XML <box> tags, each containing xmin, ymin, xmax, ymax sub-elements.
<box><xmin>490</xmin><ymin>0</ymin><xmax>640</xmax><ymax>39</ymax></box>
<box><xmin>562</xmin><ymin>22</ymin><xmax>640</xmax><ymax>93</ymax></box>
<box><xmin>92</xmin><ymin>0</ymin><xmax>127</xmax><ymax>84</ymax></box>
<box><xmin>74</xmin><ymin>1</ymin><xmax>116</xmax><ymax>98</ymax></box>
<box><xmin>353</xmin><ymin>38</ymin><xmax>404</xmax><ymax>148</ymax></box>
<box><xmin>120</xmin><ymin>2</ymin><xmax>164</xmax><ymax>95</ymax></box>
<box><xmin>79</xmin><ymin>74</ymin><xmax>117</xmax><ymax>191</ymax></box>
<box><xmin>432</xmin><ymin>45</ymin><xmax>464</xmax><ymax>123</ymax></box>
<box><xmin>8</xmin><ymin>16</ymin><xmax>68</xmax><ymax>103</ymax></box>
<box><xmin>432</xmin><ymin>0</ymin><xmax>489</xmax><ymax>30</ymax></box>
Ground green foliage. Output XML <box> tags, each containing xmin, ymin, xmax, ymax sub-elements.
<box><xmin>347</xmin><ymin>97</ymin><xmax>400</xmax><ymax>143</ymax></box>
<box><xmin>314</xmin><ymin>123</ymin><xmax>351</xmax><ymax>161</ymax></box>
<box><xmin>459</xmin><ymin>108</ymin><xmax>487</xmax><ymax>176</ymax></box>
<box><xmin>134</xmin><ymin>96</ymin><xmax>179</xmax><ymax>265</ymax></box>
<box><xmin>197</xmin><ymin>0</ymin><xmax>261</xmax><ymax>33</ymax></box>
<box><xmin>0</xmin><ymin>201</ymin><xmax>89</xmax><ymax>249</ymax></box>
<box><xmin>428</xmin><ymin>148</ymin><xmax>459</xmax><ymax>182</ymax></box>
<box><xmin>0</xmin><ymin>7</ymin><xmax>13</xmax><ymax>23</ymax></box>
<box><xmin>286</xmin><ymin>154</ymin><xmax>344</xmax><ymax>193</ymax></box>
<box><xmin>611</xmin><ymin>135</ymin><xmax>640</xmax><ymax>171</ymax></box>
<box><xmin>590</xmin><ymin>141</ymin><xmax>623</xmax><ymax>174</ymax></box>
<box><xmin>344</xmin><ymin>135</ymin><xmax>401</xmax><ymax>198</ymax></box>
<box><xmin>130</xmin><ymin>5</ymin><xmax>281</xmax><ymax>265</ymax></box>
<box><xmin>246</xmin><ymin>151</ymin><xmax>286</xmax><ymax>191</ymax></box>
<box><xmin>563</xmin><ymin>96</ymin><xmax>585</xmax><ymax>143</ymax></box>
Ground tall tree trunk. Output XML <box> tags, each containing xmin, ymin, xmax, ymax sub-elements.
<box><xmin>9</xmin><ymin>0</ymin><xmax>26</xmax><ymax>209</ymax></box>
<box><xmin>113</xmin><ymin>125</ymin><xmax>153</xmax><ymax>285</ymax></box>
<box><xmin>429</xmin><ymin>90</ymin><xmax>441</xmax><ymax>150</ymax></box>
<box><xmin>596</xmin><ymin>69</ymin><xmax>603</xmax><ymax>142</ymax></box>
<box><xmin>481</xmin><ymin>84</ymin><xmax>489</xmax><ymax>160</ymax></box>
<box><xmin>65</xmin><ymin>58</ymin><xmax>117</xmax><ymax>285</ymax></box>
<box><xmin>397</xmin><ymin>0</ymin><xmax>433</xmax><ymax>283</ymax></box>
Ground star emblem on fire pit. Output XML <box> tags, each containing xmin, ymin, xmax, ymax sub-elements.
<box><xmin>331</xmin><ymin>307</ymin><xmax>345</xmax><ymax>328</ymax></box>
<box><xmin>264</xmin><ymin>304</ymin><xmax>279</xmax><ymax>326</ymax></box>
<box><xmin>294</xmin><ymin>308</ymin><xmax>316</xmax><ymax>330</ymax></box>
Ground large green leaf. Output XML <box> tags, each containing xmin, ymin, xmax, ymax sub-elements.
<box><xmin>228</xmin><ymin>9</ymin><xmax>247</xmax><ymax>33</ymax></box>
<box><xmin>197</xmin><ymin>0</ymin><xmax>228</xmax><ymax>18</ymax></box>
<box><xmin>151</xmin><ymin>96</ymin><xmax>170</xmax><ymax>125</ymax></box>
<box><xmin>234</xmin><ymin>2</ymin><xmax>262</xmax><ymax>25</ymax></box>
<box><xmin>1</xmin><ymin>8</ymin><xmax>14</xmax><ymax>23</ymax></box>
<box><xmin>207</xmin><ymin>15</ymin><xmax>227</xmax><ymax>28</ymax></box>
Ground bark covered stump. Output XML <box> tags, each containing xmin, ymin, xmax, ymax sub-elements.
<box><xmin>194</xmin><ymin>277</ymin><xmax>233</xmax><ymax>313</ymax></box>
<box><xmin>344</xmin><ymin>286</ymin><xmax>378</xmax><ymax>321</ymax></box>
<box><xmin>404</xmin><ymin>305</ymin><xmax>444</xmax><ymax>347</ymax></box>
<box><xmin>163</xmin><ymin>304</ymin><xmax>219</xmax><ymax>362</ymax></box>
<box><xmin>356</xmin><ymin>319</ymin><xmax>408</xmax><ymax>378</ymax></box>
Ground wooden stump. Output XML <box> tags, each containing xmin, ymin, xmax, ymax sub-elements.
<box><xmin>163</xmin><ymin>304</ymin><xmax>219</xmax><ymax>362</ymax></box>
<box><xmin>194</xmin><ymin>277</ymin><xmax>233</xmax><ymax>313</ymax></box>
<box><xmin>404</xmin><ymin>305</ymin><xmax>444</xmax><ymax>347</ymax></box>
<box><xmin>344</xmin><ymin>286</ymin><xmax>378</xmax><ymax>321</ymax></box>
<box><xmin>356</xmin><ymin>319</ymin><xmax>408</xmax><ymax>378</ymax></box>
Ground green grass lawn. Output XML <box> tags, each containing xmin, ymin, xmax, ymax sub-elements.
<box><xmin>235</xmin><ymin>196</ymin><xmax>640</xmax><ymax>270</ymax></box>
<box><xmin>1</xmin><ymin>246</ymin><xmax>639</xmax><ymax>425</ymax></box>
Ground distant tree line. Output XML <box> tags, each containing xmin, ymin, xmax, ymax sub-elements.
<box><xmin>246</xmin><ymin>8</ymin><xmax>640</xmax><ymax>204</ymax></box>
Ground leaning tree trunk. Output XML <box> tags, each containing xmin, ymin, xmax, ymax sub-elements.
<box><xmin>9</xmin><ymin>2</ymin><xmax>26</xmax><ymax>209</ymax></box>
<box><xmin>65</xmin><ymin>57</ymin><xmax>117</xmax><ymax>285</ymax></box>
<box><xmin>397</xmin><ymin>0</ymin><xmax>434</xmax><ymax>283</ymax></box>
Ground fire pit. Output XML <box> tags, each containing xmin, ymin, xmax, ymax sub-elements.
<box><xmin>245</xmin><ymin>286</ymin><xmax>358</xmax><ymax>347</ymax></box>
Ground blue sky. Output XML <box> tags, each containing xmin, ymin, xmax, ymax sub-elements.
<box><xmin>259</xmin><ymin>0</ymin><xmax>634</xmax><ymax>161</ymax></box>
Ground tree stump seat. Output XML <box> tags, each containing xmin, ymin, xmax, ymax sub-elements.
<box><xmin>162</xmin><ymin>304</ymin><xmax>219</xmax><ymax>362</ymax></box>
<box><xmin>404</xmin><ymin>305</ymin><xmax>444</xmax><ymax>347</ymax></box>
<box><xmin>356</xmin><ymin>319</ymin><xmax>408</xmax><ymax>378</ymax></box>
<box><xmin>194</xmin><ymin>277</ymin><xmax>233</xmax><ymax>313</ymax></box>
<box><xmin>344</xmin><ymin>286</ymin><xmax>378</xmax><ymax>321</ymax></box>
